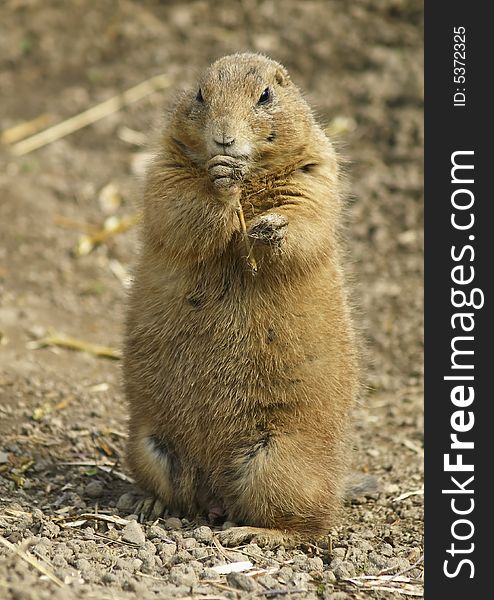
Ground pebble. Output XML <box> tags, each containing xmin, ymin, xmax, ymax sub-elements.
<box><xmin>292</xmin><ymin>553</ymin><xmax>310</xmax><ymax>571</ymax></box>
<box><xmin>169</xmin><ymin>564</ymin><xmax>198</xmax><ymax>586</ymax></box>
<box><xmin>201</xmin><ymin>567</ymin><xmax>222</xmax><ymax>580</ymax></box>
<box><xmin>192</xmin><ymin>525</ymin><xmax>213</xmax><ymax>543</ymax></box>
<box><xmin>121</xmin><ymin>520</ymin><xmax>146</xmax><ymax>546</ymax></box>
<box><xmin>180</xmin><ymin>537</ymin><xmax>197</xmax><ymax>550</ymax></box>
<box><xmin>84</xmin><ymin>481</ymin><xmax>104</xmax><ymax>499</ymax></box>
<box><xmin>148</xmin><ymin>524</ymin><xmax>173</xmax><ymax>542</ymax></box>
<box><xmin>172</xmin><ymin>549</ymin><xmax>193</xmax><ymax>563</ymax></box>
<box><xmin>227</xmin><ymin>572</ymin><xmax>262</xmax><ymax>592</ymax></box>
<box><xmin>331</xmin><ymin>547</ymin><xmax>346</xmax><ymax>559</ymax></box>
<box><xmin>159</xmin><ymin>543</ymin><xmax>178</xmax><ymax>558</ymax></box>
<box><xmin>368</xmin><ymin>551</ymin><xmax>389</xmax><ymax>570</ymax></box>
<box><xmin>116</xmin><ymin>492</ymin><xmax>138</xmax><ymax>512</ymax></box>
<box><xmin>323</xmin><ymin>570</ymin><xmax>337</xmax><ymax>584</ymax></box>
<box><xmin>307</xmin><ymin>556</ymin><xmax>324</xmax><ymax>572</ymax></box>
<box><xmin>330</xmin><ymin>558</ymin><xmax>356</xmax><ymax>579</ymax></box>
<box><xmin>164</xmin><ymin>517</ymin><xmax>183</xmax><ymax>530</ymax></box>
<box><xmin>191</xmin><ymin>547</ymin><xmax>210</xmax><ymax>559</ymax></box>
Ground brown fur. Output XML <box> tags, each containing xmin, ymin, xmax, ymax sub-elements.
<box><xmin>123</xmin><ymin>53</ymin><xmax>360</xmax><ymax>545</ymax></box>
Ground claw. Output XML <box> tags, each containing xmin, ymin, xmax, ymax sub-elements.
<box><xmin>133</xmin><ymin>496</ymin><xmax>167</xmax><ymax>523</ymax></box>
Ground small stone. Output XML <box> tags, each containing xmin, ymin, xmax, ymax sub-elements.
<box><xmin>292</xmin><ymin>554</ymin><xmax>310</xmax><ymax>571</ymax></box>
<box><xmin>277</xmin><ymin>566</ymin><xmax>294</xmax><ymax>582</ymax></box>
<box><xmin>192</xmin><ymin>525</ymin><xmax>213</xmax><ymax>543</ymax></box>
<box><xmin>308</xmin><ymin>556</ymin><xmax>324</xmax><ymax>572</ymax></box>
<box><xmin>164</xmin><ymin>517</ymin><xmax>183</xmax><ymax>530</ymax></box>
<box><xmin>83</xmin><ymin>526</ymin><xmax>96</xmax><ymax>540</ymax></box>
<box><xmin>386</xmin><ymin>483</ymin><xmax>400</xmax><ymax>495</ymax></box>
<box><xmin>138</xmin><ymin>540</ymin><xmax>157</xmax><ymax>559</ymax></box>
<box><xmin>40</xmin><ymin>521</ymin><xmax>60</xmax><ymax>538</ymax></box>
<box><xmin>102</xmin><ymin>572</ymin><xmax>118</xmax><ymax>584</ymax></box>
<box><xmin>292</xmin><ymin>572</ymin><xmax>311</xmax><ymax>587</ymax></box>
<box><xmin>32</xmin><ymin>508</ymin><xmax>44</xmax><ymax>521</ymax></box>
<box><xmin>330</xmin><ymin>558</ymin><xmax>355</xmax><ymax>580</ymax></box>
<box><xmin>201</xmin><ymin>567</ymin><xmax>222</xmax><ymax>580</ymax></box>
<box><xmin>7</xmin><ymin>532</ymin><xmax>22</xmax><ymax>544</ymax></box>
<box><xmin>331</xmin><ymin>547</ymin><xmax>346</xmax><ymax>559</ymax></box>
<box><xmin>256</xmin><ymin>574</ymin><xmax>279</xmax><ymax>589</ymax></box>
<box><xmin>172</xmin><ymin>549</ymin><xmax>193</xmax><ymax>564</ymax></box>
<box><xmin>159</xmin><ymin>543</ymin><xmax>178</xmax><ymax>558</ymax></box>
<box><xmin>227</xmin><ymin>572</ymin><xmax>261</xmax><ymax>592</ymax></box>
<box><xmin>84</xmin><ymin>481</ymin><xmax>104</xmax><ymax>499</ymax></box>
<box><xmin>323</xmin><ymin>570</ymin><xmax>337</xmax><ymax>584</ymax></box>
<box><xmin>407</xmin><ymin>547</ymin><xmax>422</xmax><ymax>563</ymax></box>
<box><xmin>169</xmin><ymin>564</ymin><xmax>198</xmax><ymax>586</ymax></box>
<box><xmin>221</xmin><ymin>520</ymin><xmax>236</xmax><ymax>530</ymax></box>
<box><xmin>117</xmin><ymin>492</ymin><xmax>138</xmax><ymax>512</ymax></box>
<box><xmin>181</xmin><ymin>537</ymin><xmax>197</xmax><ymax>550</ymax></box>
<box><xmin>368</xmin><ymin>551</ymin><xmax>388</xmax><ymax>570</ymax></box>
<box><xmin>191</xmin><ymin>547</ymin><xmax>210</xmax><ymax>559</ymax></box>
<box><xmin>384</xmin><ymin>557</ymin><xmax>411</xmax><ymax>573</ymax></box>
<box><xmin>122</xmin><ymin>519</ymin><xmax>146</xmax><ymax>546</ymax></box>
<box><xmin>149</xmin><ymin>524</ymin><xmax>173</xmax><ymax>542</ymax></box>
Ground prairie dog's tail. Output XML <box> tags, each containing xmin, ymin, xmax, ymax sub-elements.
<box><xmin>344</xmin><ymin>473</ymin><xmax>379</xmax><ymax>500</ymax></box>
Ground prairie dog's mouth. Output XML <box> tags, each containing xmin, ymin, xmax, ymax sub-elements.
<box><xmin>206</xmin><ymin>141</ymin><xmax>252</xmax><ymax>161</ymax></box>
<box><xmin>211</xmin><ymin>149</ymin><xmax>250</xmax><ymax>160</ymax></box>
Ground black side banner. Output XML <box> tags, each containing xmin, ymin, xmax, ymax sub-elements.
<box><xmin>425</xmin><ymin>2</ymin><xmax>490</xmax><ymax>597</ymax></box>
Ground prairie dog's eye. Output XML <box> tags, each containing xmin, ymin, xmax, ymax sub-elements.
<box><xmin>196</xmin><ymin>88</ymin><xmax>204</xmax><ymax>103</ymax></box>
<box><xmin>257</xmin><ymin>87</ymin><xmax>271</xmax><ymax>105</ymax></box>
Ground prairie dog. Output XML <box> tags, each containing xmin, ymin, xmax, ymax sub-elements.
<box><xmin>124</xmin><ymin>53</ymin><xmax>361</xmax><ymax>546</ymax></box>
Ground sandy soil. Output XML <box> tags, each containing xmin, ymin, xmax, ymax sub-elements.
<box><xmin>0</xmin><ymin>1</ymin><xmax>423</xmax><ymax>598</ymax></box>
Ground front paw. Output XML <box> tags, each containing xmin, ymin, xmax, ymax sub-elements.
<box><xmin>207</xmin><ymin>155</ymin><xmax>247</xmax><ymax>192</ymax></box>
<box><xmin>248</xmin><ymin>213</ymin><xmax>288</xmax><ymax>248</ymax></box>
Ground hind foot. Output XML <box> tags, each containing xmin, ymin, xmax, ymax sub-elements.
<box><xmin>216</xmin><ymin>526</ymin><xmax>297</xmax><ymax>549</ymax></box>
<box><xmin>134</xmin><ymin>496</ymin><xmax>167</xmax><ymax>523</ymax></box>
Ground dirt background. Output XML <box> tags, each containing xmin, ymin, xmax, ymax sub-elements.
<box><xmin>0</xmin><ymin>1</ymin><xmax>423</xmax><ymax>598</ymax></box>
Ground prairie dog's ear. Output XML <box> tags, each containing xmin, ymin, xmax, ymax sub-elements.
<box><xmin>275</xmin><ymin>65</ymin><xmax>291</xmax><ymax>86</ymax></box>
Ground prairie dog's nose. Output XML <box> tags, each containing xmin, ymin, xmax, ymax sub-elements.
<box><xmin>213</xmin><ymin>133</ymin><xmax>235</xmax><ymax>147</ymax></box>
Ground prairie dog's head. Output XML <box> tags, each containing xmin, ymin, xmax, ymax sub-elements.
<box><xmin>169</xmin><ymin>53</ymin><xmax>316</xmax><ymax>172</ymax></box>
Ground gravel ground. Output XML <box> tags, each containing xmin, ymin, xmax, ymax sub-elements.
<box><xmin>0</xmin><ymin>1</ymin><xmax>423</xmax><ymax>598</ymax></box>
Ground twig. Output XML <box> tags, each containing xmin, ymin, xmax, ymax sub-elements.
<box><xmin>260</xmin><ymin>589</ymin><xmax>308</xmax><ymax>597</ymax></box>
<box><xmin>236</xmin><ymin>202</ymin><xmax>257</xmax><ymax>273</ymax></box>
<box><xmin>27</xmin><ymin>335</ymin><xmax>121</xmax><ymax>359</ymax></box>
<box><xmin>75</xmin><ymin>213</ymin><xmax>141</xmax><ymax>256</ymax></box>
<box><xmin>392</xmin><ymin>487</ymin><xmax>424</xmax><ymax>502</ymax></box>
<box><xmin>211</xmin><ymin>536</ymin><xmax>232</xmax><ymax>562</ymax></box>
<box><xmin>97</xmin><ymin>465</ymin><xmax>134</xmax><ymax>483</ymax></box>
<box><xmin>58</xmin><ymin>513</ymin><xmax>130</xmax><ymax>527</ymax></box>
<box><xmin>208</xmin><ymin>581</ymin><xmax>242</xmax><ymax>594</ymax></box>
<box><xmin>1</xmin><ymin>114</ymin><xmax>52</xmax><ymax>145</ymax></box>
<box><xmin>387</xmin><ymin>554</ymin><xmax>424</xmax><ymax>581</ymax></box>
<box><xmin>117</xmin><ymin>126</ymin><xmax>147</xmax><ymax>146</ymax></box>
<box><xmin>344</xmin><ymin>575</ymin><xmax>423</xmax><ymax>597</ymax></box>
<box><xmin>59</xmin><ymin>460</ymin><xmax>115</xmax><ymax>467</ymax></box>
<box><xmin>52</xmin><ymin>215</ymin><xmax>99</xmax><ymax>233</ymax></box>
<box><xmin>401</xmin><ymin>439</ymin><xmax>424</xmax><ymax>455</ymax></box>
<box><xmin>11</xmin><ymin>74</ymin><xmax>170</xmax><ymax>156</ymax></box>
<box><xmin>0</xmin><ymin>535</ymin><xmax>64</xmax><ymax>588</ymax></box>
<box><xmin>109</xmin><ymin>259</ymin><xmax>132</xmax><ymax>288</ymax></box>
